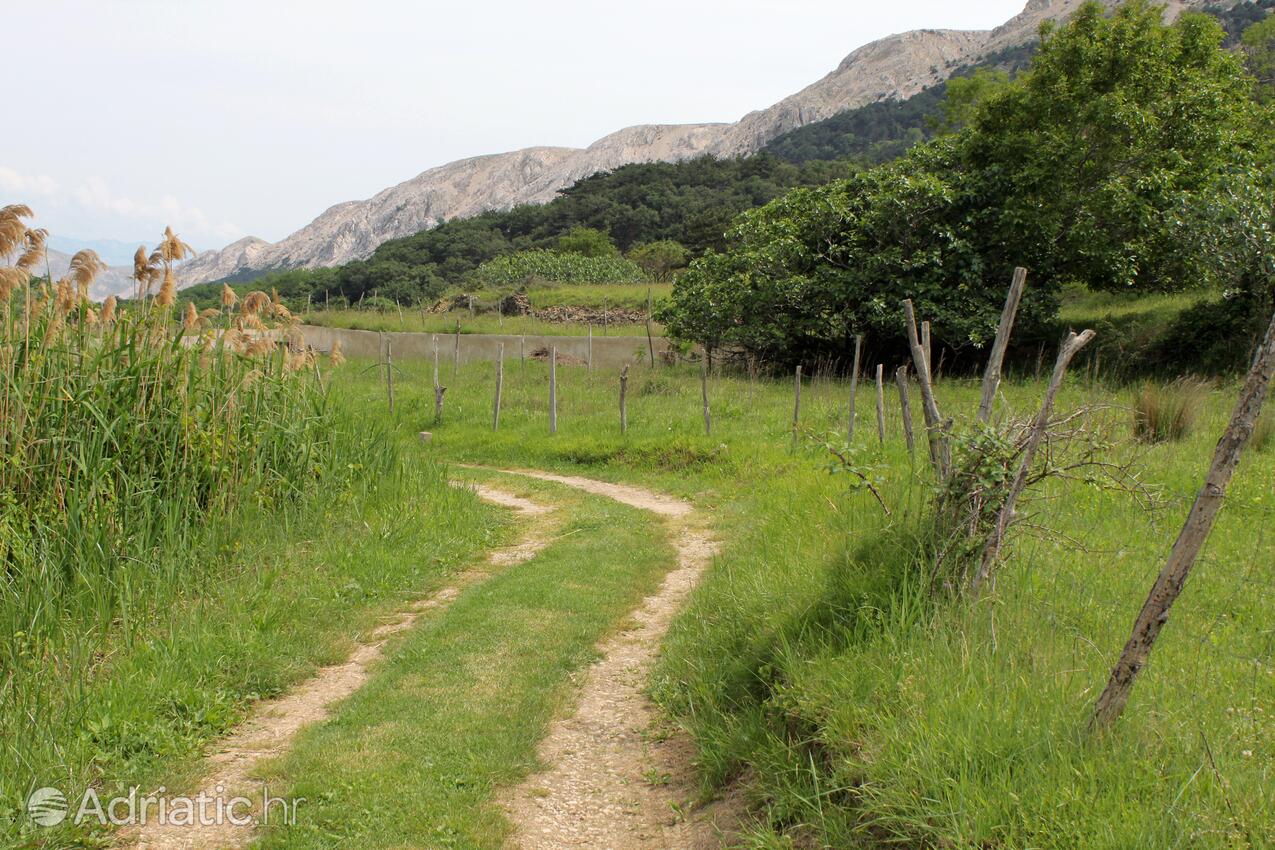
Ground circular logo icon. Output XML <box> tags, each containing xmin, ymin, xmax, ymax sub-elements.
<box><xmin>27</xmin><ymin>787</ymin><xmax>68</xmax><ymax>827</ymax></box>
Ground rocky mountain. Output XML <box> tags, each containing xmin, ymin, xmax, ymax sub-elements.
<box><xmin>43</xmin><ymin>248</ymin><xmax>134</xmax><ymax>300</ymax></box>
<box><xmin>178</xmin><ymin>0</ymin><xmax>1213</xmax><ymax>287</ymax></box>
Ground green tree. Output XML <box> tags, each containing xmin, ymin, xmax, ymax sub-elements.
<box><xmin>626</xmin><ymin>240</ymin><xmax>689</xmax><ymax>281</ymax></box>
<box><xmin>934</xmin><ymin>68</ymin><xmax>1010</xmax><ymax>133</ymax></box>
<box><xmin>663</xmin><ymin>1</ymin><xmax>1270</xmax><ymax>363</ymax></box>
<box><xmin>1241</xmin><ymin>14</ymin><xmax>1275</xmax><ymax>101</ymax></box>
<box><xmin>555</xmin><ymin>226</ymin><xmax>619</xmax><ymax>258</ymax></box>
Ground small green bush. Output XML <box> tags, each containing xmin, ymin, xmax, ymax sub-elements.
<box><xmin>1253</xmin><ymin>411</ymin><xmax>1274</xmax><ymax>452</ymax></box>
<box><xmin>1133</xmin><ymin>378</ymin><xmax>1210</xmax><ymax>443</ymax></box>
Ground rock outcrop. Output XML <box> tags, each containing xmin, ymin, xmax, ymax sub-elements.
<box><xmin>176</xmin><ymin>0</ymin><xmax>1213</xmax><ymax>288</ymax></box>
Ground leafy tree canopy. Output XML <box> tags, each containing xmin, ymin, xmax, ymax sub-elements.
<box><xmin>662</xmin><ymin>1</ymin><xmax>1272</xmax><ymax>364</ymax></box>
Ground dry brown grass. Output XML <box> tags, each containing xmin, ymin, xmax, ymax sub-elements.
<box><xmin>1132</xmin><ymin>378</ymin><xmax>1211</xmax><ymax>443</ymax></box>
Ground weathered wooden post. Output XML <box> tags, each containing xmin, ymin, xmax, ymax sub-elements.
<box><xmin>700</xmin><ymin>357</ymin><xmax>711</xmax><ymax>436</ymax></box>
<box><xmin>549</xmin><ymin>346</ymin><xmax>558</xmax><ymax>435</ymax></box>
<box><xmin>971</xmin><ymin>328</ymin><xmax>1096</xmax><ymax>594</ymax></box>
<box><xmin>895</xmin><ymin>365</ymin><xmax>914</xmax><ymax>459</ymax></box>
<box><xmin>492</xmin><ymin>343</ymin><xmax>505</xmax><ymax>431</ymax></box>
<box><xmin>792</xmin><ymin>364</ymin><xmax>803</xmax><ymax>448</ymax></box>
<box><xmin>875</xmin><ymin>364</ymin><xmax>886</xmax><ymax>444</ymax></box>
<box><xmin>645</xmin><ymin>288</ymin><xmax>656</xmax><ymax>368</ymax></box>
<box><xmin>453</xmin><ymin>319</ymin><xmax>461</xmax><ymax>381</ymax></box>
<box><xmin>921</xmin><ymin>321</ymin><xmax>932</xmax><ymax>384</ymax></box>
<box><xmin>848</xmin><ymin>334</ymin><xmax>862</xmax><ymax>440</ymax></box>
<box><xmin>903</xmin><ymin>299</ymin><xmax>950</xmax><ymax>478</ymax></box>
<box><xmin>384</xmin><ymin>334</ymin><xmax>395</xmax><ymax>414</ymax></box>
<box><xmin>977</xmin><ymin>267</ymin><xmax>1027</xmax><ymax>423</ymax></box>
<box><xmin>619</xmin><ymin>365</ymin><xmax>629</xmax><ymax>434</ymax></box>
<box><xmin>1091</xmin><ymin>310</ymin><xmax>1275</xmax><ymax>730</ymax></box>
<box><xmin>432</xmin><ymin>336</ymin><xmax>446</xmax><ymax>423</ymax></box>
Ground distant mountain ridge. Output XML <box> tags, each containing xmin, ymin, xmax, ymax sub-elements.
<box><xmin>175</xmin><ymin>0</ymin><xmax>1215</xmax><ymax>289</ymax></box>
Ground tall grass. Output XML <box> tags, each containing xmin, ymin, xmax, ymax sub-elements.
<box><xmin>1132</xmin><ymin>377</ymin><xmax>1210</xmax><ymax>442</ymax></box>
<box><xmin>1</xmin><ymin>208</ymin><xmax>348</xmax><ymax>821</ymax></box>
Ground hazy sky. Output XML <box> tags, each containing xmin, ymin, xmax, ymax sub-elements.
<box><xmin>5</xmin><ymin>1</ymin><xmax>1024</xmax><ymax>251</ymax></box>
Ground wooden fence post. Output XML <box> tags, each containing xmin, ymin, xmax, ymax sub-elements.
<box><xmin>549</xmin><ymin>347</ymin><xmax>558</xmax><ymax>435</ymax></box>
<box><xmin>895</xmin><ymin>366</ymin><xmax>914</xmax><ymax>459</ymax></box>
<box><xmin>384</xmin><ymin>334</ymin><xmax>395</xmax><ymax>414</ymax></box>
<box><xmin>588</xmin><ymin>325</ymin><xmax>594</xmax><ymax>371</ymax></box>
<box><xmin>603</xmin><ymin>297</ymin><xmax>609</xmax><ymax>336</ymax></box>
<box><xmin>921</xmin><ymin>321</ymin><xmax>932</xmax><ymax>384</ymax></box>
<box><xmin>453</xmin><ymin>320</ymin><xmax>461</xmax><ymax>381</ymax></box>
<box><xmin>875</xmin><ymin>364</ymin><xmax>886</xmax><ymax>445</ymax></box>
<box><xmin>432</xmin><ymin>336</ymin><xmax>446</xmax><ymax>423</ymax></box>
<box><xmin>700</xmin><ymin>357</ymin><xmax>711</xmax><ymax>436</ymax></box>
<box><xmin>619</xmin><ymin>365</ymin><xmax>629</xmax><ymax>434</ymax></box>
<box><xmin>520</xmin><ymin>334</ymin><xmax>525</xmax><ymax>368</ymax></box>
<box><xmin>492</xmin><ymin>343</ymin><xmax>504</xmax><ymax>431</ymax></box>
<box><xmin>971</xmin><ymin>328</ymin><xmax>1096</xmax><ymax>594</ymax></box>
<box><xmin>977</xmin><ymin>267</ymin><xmax>1027</xmax><ymax>423</ymax></box>
<box><xmin>1091</xmin><ymin>309</ymin><xmax>1275</xmax><ymax>730</ymax></box>
<box><xmin>903</xmin><ymin>299</ymin><xmax>950</xmax><ymax>478</ymax></box>
<box><xmin>848</xmin><ymin>334</ymin><xmax>862</xmax><ymax>440</ymax></box>
<box><xmin>645</xmin><ymin>288</ymin><xmax>656</xmax><ymax>368</ymax></box>
<box><xmin>792</xmin><ymin>364</ymin><xmax>802</xmax><ymax>448</ymax></box>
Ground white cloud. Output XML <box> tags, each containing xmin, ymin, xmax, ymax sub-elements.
<box><xmin>0</xmin><ymin>166</ymin><xmax>60</xmax><ymax>198</ymax></box>
<box><xmin>2</xmin><ymin>166</ymin><xmax>243</xmax><ymax>248</ymax></box>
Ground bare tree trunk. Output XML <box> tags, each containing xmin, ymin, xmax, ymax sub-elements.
<box><xmin>848</xmin><ymin>334</ymin><xmax>862</xmax><ymax>440</ymax></box>
<box><xmin>619</xmin><ymin>364</ymin><xmax>629</xmax><ymax>434</ymax></box>
<box><xmin>895</xmin><ymin>366</ymin><xmax>914</xmax><ymax>459</ymax></box>
<box><xmin>971</xmin><ymin>329</ymin><xmax>1096</xmax><ymax>593</ymax></box>
<box><xmin>549</xmin><ymin>347</ymin><xmax>558</xmax><ymax>435</ymax></box>
<box><xmin>875</xmin><ymin>364</ymin><xmax>886</xmax><ymax>445</ymax></box>
<box><xmin>1091</xmin><ymin>310</ymin><xmax>1275</xmax><ymax>730</ymax></box>
<box><xmin>978</xmin><ymin>267</ymin><xmax>1027</xmax><ymax>423</ymax></box>
<box><xmin>903</xmin><ymin>300</ymin><xmax>950</xmax><ymax>478</ymax></box>
<box><xmin>492</xmin><ymin>343</ymin><xmax>504</xmax><ymax>431</ymax></box>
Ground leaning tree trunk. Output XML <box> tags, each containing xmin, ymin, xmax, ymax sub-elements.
<box><xmin>1090</xmin><ymin>309</ymin><xmax>1275</xmax><ymax>730</ymax></box>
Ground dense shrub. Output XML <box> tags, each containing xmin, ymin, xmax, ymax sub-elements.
<box><xmin>471</xmin><ymin>249</ymin><xmax>645</xmax><ymax>287</ymax></box>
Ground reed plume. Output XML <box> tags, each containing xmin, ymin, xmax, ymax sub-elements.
<box><xmin>66</xmin><ymin>250</ymin><xmax>105</xmax><ymax>296</ymax></box>
<box><xmin>156</xmin><ymin>267</ymin><xmax>176</xmax><ymax>307</ymax></box>
<box><xmin>16</xmin><ymin>228</ymin><xmax>47</xmax><ymax>272</ymax></box>
<box><xmin>329</xmin><ymin>339</ymin><xmax>345</xmax><ymax>366</ymax></box>
<box><xmin>0</xmin><ymin>204</ymin><xmax>34</xmax><ymax>257</ymax></box>
<box><xmin>242</xmin><ymin>290</ymin><xmax>270</xmax><ymax>316</ymax></box>
<box><xmin>157</xmin><ymin>226</ymin><xmax>195</xmax><ymax>265</ymax></box>
<box><xmin>221</xmin><ymin>284</ymin><xmax>238</xmax><ymax>309</ymax></box>
<box><xmin>0</xmin><ymin>267</ymin><xmax>26</xmax><ymax>302</ymax></box>
<box><xmin>101</xmin><ymin>295</ymin><xmax>117</xmax><ymax>323</ymax></box>
<box><xmin>133</xmin><ymin>246</ymin><xmax>160</xmax><ymax>297</ymax></box>
<box><xmin>183</xmin><ymin>301</ymin><xmax>199</xmax><ymax>330</ymax></box>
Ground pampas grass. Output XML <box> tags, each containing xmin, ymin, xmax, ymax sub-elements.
<box><xmin>2</xmin><ymin>207</ymin><xmax>343</xmax><ymax>824</ymax></box>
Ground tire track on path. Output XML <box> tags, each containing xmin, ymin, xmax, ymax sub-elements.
<box><xmin>117</xmin><ymin>484</ymin><xmax>552</xmax><ymax>850</ymax></box>
<box><xmin>481</xmin><ymin>467</ymin><xmax>744</xmax><ymax>850</ymax></box>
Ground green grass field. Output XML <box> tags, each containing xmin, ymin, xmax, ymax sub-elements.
<box><xmin>315</xmin><ymin>353</ymin><xmax>1274</xmax><ymax>849</ymax></box>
